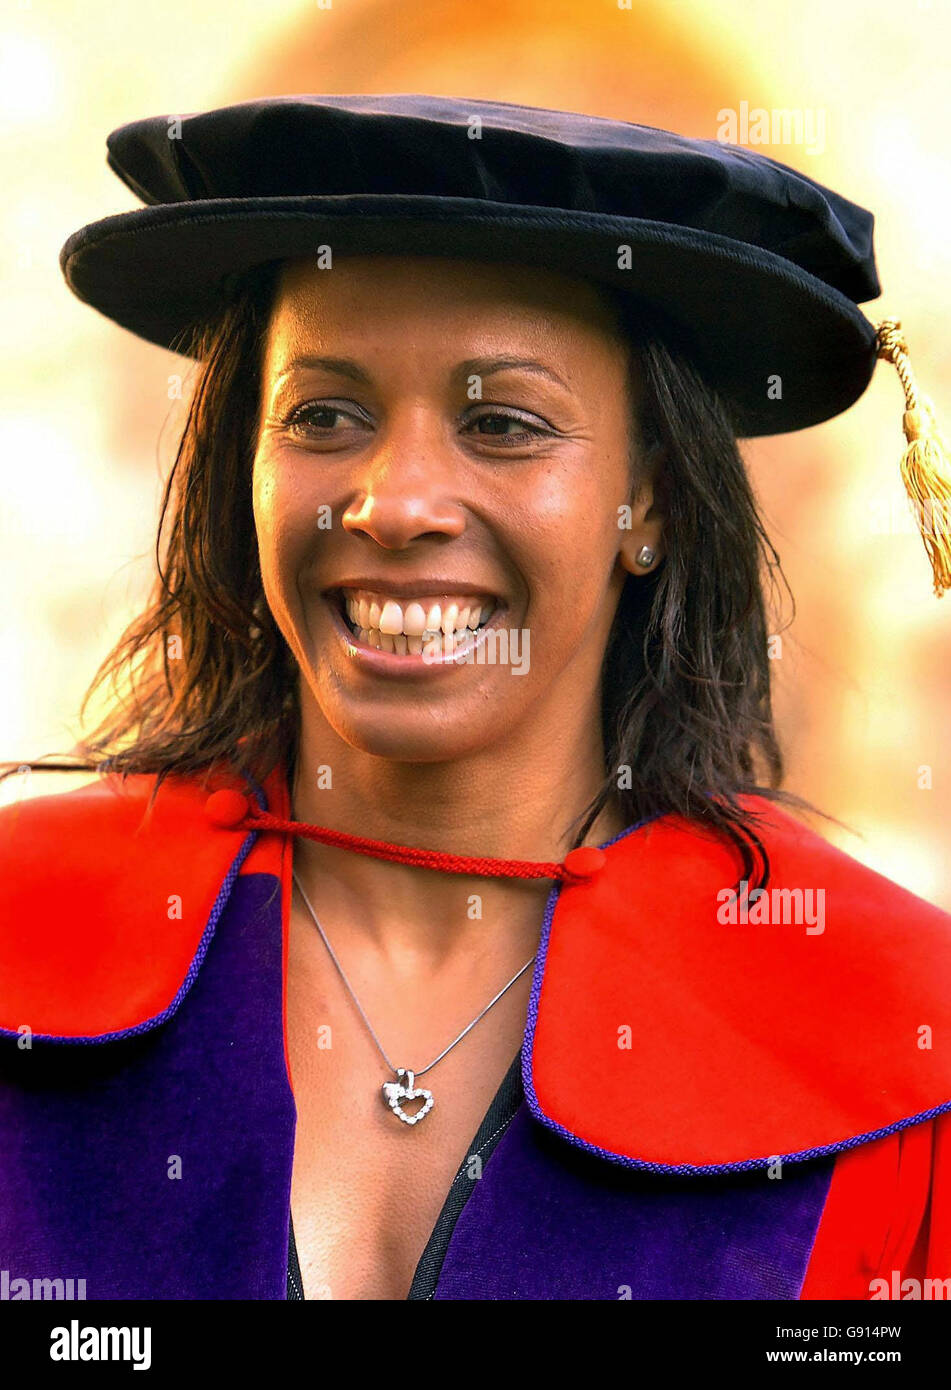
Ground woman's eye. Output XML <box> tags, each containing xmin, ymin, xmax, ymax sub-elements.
<box><xmin>280</xmin><ymin>402</ymin><xmax>551</xmax><ymax>447</ymax></box>
<box><xmin>465</xmin><ymin>411</ymin><xmax>551</xmax><ymax>445</ymax></box>
<box><xmin>282</xmin><ymin>402</ymin><xmax>369</xmax><ymax>436</ymax></box>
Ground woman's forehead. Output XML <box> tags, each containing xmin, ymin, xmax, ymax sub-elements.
<box><xmin>264</xmin><ymin>253</ymin><xmax>630</xmax><ymax>370</ymax></box>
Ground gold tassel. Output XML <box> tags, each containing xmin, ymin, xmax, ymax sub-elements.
<box><xmin>874</xmin><ymin>318</ymin><xmax>951</xmax><ymax>598</ymax></box>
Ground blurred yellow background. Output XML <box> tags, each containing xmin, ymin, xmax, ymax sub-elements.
<box><xmin>2</xmin><ymin>0</ymin><xmax>949</xmax><ymax>905</ymax></box>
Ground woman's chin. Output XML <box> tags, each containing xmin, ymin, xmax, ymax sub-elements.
<box><xmin>317</xmin><ymin>714</ymin><xmax>493</xmax><ymax>765</ymax></box>
<box><xmin>333</xmin><ymin>722</ymin><xmax>486</xmax><ymax>767</ymax></box>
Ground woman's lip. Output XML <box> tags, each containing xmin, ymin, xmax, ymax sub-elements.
<box><xmin>325</xmin><ymin>580</ymin><xmax>499</xmax><ymax>602</ymax></box>
<box><xmin>323</xmin><ymin>592</ymin><xmax>508</xmax><ymax>674</ymax></box>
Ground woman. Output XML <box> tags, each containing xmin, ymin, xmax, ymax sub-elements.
<box><xmin>1</xmin><ymin>94</ymin><xmax>950</xmax><ymax>1302</ymax></box>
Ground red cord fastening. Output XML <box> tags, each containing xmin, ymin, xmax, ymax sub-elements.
<box><xmin>562</xmin><ymin>847</ymin><xmax>607</xmax><ymax>879</ymax></box>
<box><xmin>205</xmin><ymin>789</ymin><xmax>253</xmax><ymax>828</ymax></box>
<box><xmin>203</xmin><ymin>790</ymin><xmax>606</xmax><ymax>883</ymax></box>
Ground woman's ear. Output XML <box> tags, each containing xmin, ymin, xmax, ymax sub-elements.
<box><xmin>618</xmin><ymin>453</ymin><xmax>666</xmax><ymax>576</ymax></box>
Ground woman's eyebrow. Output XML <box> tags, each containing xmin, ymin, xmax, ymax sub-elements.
<box><xmin>451</xmin><ymin>356</ymin><xmax>569</xmax><ymax>391</ymax></box>
<box><xmin>275</xmin><ymin>355</ymin><xmax>373</xmax><ymax>386</ymax></box>
<box><xmin>273</xmin><ymin>353</ymin><xmax>569</xmax><ymax>391</ymax></box>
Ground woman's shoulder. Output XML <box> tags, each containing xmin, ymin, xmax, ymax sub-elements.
<box><xmin>528</xmin><ymin>792</ymin><xmax>951</xmax><ymax>1173</ymax></box>
<box><xmin>0</xmin><ymin>766</ymin><xmax>279</xmax><ymax>1043</ymax></box>
<box><xmin>604</xmin><ymin>791</ymin><xmax>951</xmax><ymax>932</ymax></box>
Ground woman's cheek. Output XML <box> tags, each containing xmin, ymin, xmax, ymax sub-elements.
<box><xmin>253</xmin><ymin>461</ymin><xmax>302</xmax><ymax>562</ymax></box>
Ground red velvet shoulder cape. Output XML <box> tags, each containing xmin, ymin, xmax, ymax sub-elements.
<box><xmin>2</xmin><ymin>764</ymin><xmax>950</xmax><ymax>1296</ymax></box>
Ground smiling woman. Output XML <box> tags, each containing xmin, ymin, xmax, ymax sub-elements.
<box><xmin>256</xmin><ymin>255</ymin><xmax>657</xmax><ymax>774</ymax></box>
<box><xmin>61</xmin><ymin>251</ymin><xmax>790</xmax><ymax>869</ymax></box>
<box><xmin>1</xmin><ymin>94</ymin><xmax>950</xmax><ymax>1305</ymax></box>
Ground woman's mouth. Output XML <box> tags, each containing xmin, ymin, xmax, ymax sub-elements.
<box><xmin>327</xmin><ymin>587</ymin><xmax>501</xmax><ymax>663</ymax></box>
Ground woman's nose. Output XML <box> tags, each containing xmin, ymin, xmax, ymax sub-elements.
<box><xmin>340</xmin><ymin>429</ymin><xmax>468</xmax><ymax>548</ymax></box>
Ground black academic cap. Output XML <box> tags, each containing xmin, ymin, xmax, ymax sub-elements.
<box><xmin>59</xmin><ymin>94</ymin><xmax>951</xmax><ymax>592</ymax></box>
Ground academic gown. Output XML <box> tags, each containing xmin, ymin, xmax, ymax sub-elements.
<box><xmin>1</xmin><ymin>761</ymin><xmax>950</xmax><ymax>1301</ymax></box>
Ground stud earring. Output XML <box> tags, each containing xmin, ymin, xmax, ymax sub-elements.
<box><xmin>635</xmin><ymin>545</ymin><xmax>656</xmax><ymax>567</ymax></box>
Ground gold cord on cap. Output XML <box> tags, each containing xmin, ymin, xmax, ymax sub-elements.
<box><xmin>874</xmin><ymin>318</ymin><xmax>951</xmax><ymax>598</ymax></box>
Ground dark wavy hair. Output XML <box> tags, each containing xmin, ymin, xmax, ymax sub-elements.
<box><xmin>1</xmin><ymin>258</ymin><xmax>834</xmax><ymax>888</ymax></box>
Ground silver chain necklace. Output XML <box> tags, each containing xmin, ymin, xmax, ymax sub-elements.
<box><xmin>292</xmin><ymin>869</ymin><xmax>537</xmax><ymax>1127</ymax></box>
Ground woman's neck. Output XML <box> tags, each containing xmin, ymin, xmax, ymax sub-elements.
<box><xmin>286</xmin><ymin>690</ymin><xmax>625</xmax><ymax>964</ymax></box>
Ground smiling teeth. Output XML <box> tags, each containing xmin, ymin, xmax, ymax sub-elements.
<box><xmin>341</xmin><ymin>590</ymin><xmax>496</xmax><ymax>652</ymax></box>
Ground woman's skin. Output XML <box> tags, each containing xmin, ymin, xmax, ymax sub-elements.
<box><xmin>251</xmin><ymin>254</ymin><xmax>665</xmax><ymax>1299</ymax></box>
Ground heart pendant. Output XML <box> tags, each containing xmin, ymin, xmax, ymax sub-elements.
<box><xmin>381</xmin><ymin>1067</ymin><xmax>434</xmax><ymax>1126</ymax></box>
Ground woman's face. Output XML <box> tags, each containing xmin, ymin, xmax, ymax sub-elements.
<box><xmin>252</xmin><ymin>254</ymin><xmax>662</xmax><ymax>763</ymax></box>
